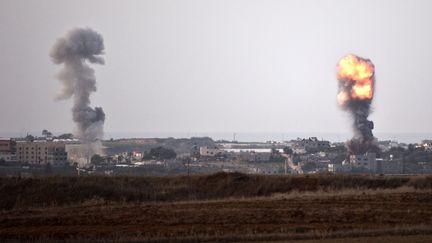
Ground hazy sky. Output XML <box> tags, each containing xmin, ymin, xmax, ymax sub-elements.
<box><xmin>1</xmin><ymin>0</ymin><xmax>432</xmax><ymax>138</ymax></box>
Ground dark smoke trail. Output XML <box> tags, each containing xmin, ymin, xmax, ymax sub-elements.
<box><xmin>336</xmin><ymin>54</ymin><xmax>379</xmax><ymax>155</ymax></box>
<box><xmin>50</xmin><ymin>28</ymin><xmax>106</xmax><ymax>162</ymax></box>
<box><xmin>345</xmin><ymin>101</ymin><xmax>378</xmax><ymax>154</ymax></box>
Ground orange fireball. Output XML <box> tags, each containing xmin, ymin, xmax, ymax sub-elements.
<box><xmin>337</xmin><ymin>91</ymin><xmax>349</xmax><ymax>106</ymax></box>
<box><xmin>337</xmin><ymin>54</ymin><xmax>374</xmax><ymax>104</ymax></box>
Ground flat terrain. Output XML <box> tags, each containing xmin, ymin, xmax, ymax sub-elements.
<box><xmin>1</xmin><ymin>173</ymin><xmax>432</xmax><ymax>242</ymax></box>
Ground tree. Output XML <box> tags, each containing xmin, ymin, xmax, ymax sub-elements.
<box><xmin>56</xmin><ymin>133</ymin><xmax>74</xmax><ymax>139</ymax></box>
<box><xmin>143</xmin><ymin>147</ymin><xmax>176</xmax><ymax>160</ymax></box>
<box><xmin>42</xmin><ymin>129</ymin><xmax>52</xmax><ymax>137</ymax></box>
<box><xmin>25</xmin><ymin>134</ymin><xmax>35</xmax><ymax>142</ymax></box>
<box><xmin>91</xmin><ymin>154</ymin><xmax>105</xmax><ymax>165</ymax></box>
<box><xmin>271</xmin><ymin>148</ymin><xmax>280</xmax><ymax>155</ymax></box>
<box><xmin>305</xmin><ymin>146</ymin><xmax>319</xmax><ymax>154</ymax></box>
<box><xmin>283</xmin><ymin>147</ymin><xmax>293</xmax><ymax>155</ymax></box>
<box><xmin>302</xmin><ymin>162</ymin><xmax>317</xmax><ymax>172</ymax></box>
<box><xmin>408</xmin><ymin>144</ymin><xmax>418</xmax><ymax>152</ymax></box>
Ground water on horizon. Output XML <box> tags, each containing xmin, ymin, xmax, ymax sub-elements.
<box><xmin>3</xmin><ymin>131</ymin><xmax>431</xmax><ymax>144</ymax></box>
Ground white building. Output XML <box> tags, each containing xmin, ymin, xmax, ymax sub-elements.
<box><xmin>292</xmin><ymin>147</ymin><xmax>307</xmax><ymax>154</ymax></box>
<box><xmin>16</xmin><ymin>140</ymin><xmax>68</xmax><ymax>165</ymax></box>
<box><xmin>294</xmin><ymin>137</ymin><xmax>330</xmax><ymax>148</ymax></box>
<box><xmin>238</xmin><ymin>151</ymin><xmax>271</xmax><ymax>162</ymax></box>
<box><xmin>422</xmin><ymin>140</ymin><xmax>432</xmax><ymax>151</ymax></box>
<box><xmin>65</xmin><ymin>144</ymin><xmax>90</xmax><ymax>164</ymax></box>
<box><xmin>132</xmin><ymin>151</ymin><xmax>143</xmax><ymax>160</ymax></box>
<box><xmin>347</xmin><ymin>153</ymin><xmax>377</xmax><ymax>172</ymax></box>
<box><xmin>0</xmin><ymin>153</ymin><xmax>17</xmax><ymax>163</ymax></box>
<box><xmin>376</xmin><ymin>159</ymin><xmax>403</xmax><ymax>174</ymax></box>
<box><xmin>331</xmin><ymin>154</ymin><xmax>403</xmax><ymax>174</ymax></box>
<box><xmin>328</xmin><ymin>163</ymin><xmax>344</xmax><ymax>173</ymax></box>
<box><xmin>200</xmin><ymin>146</ymin><xmax>223</xmax><ymax>157</ymax></box>
<box><xmin>254</xmin><ymin>166</ymin><xmax>281</xmax><ymax>174</ymax></box>
<box><xmin>0</xmin><ymin>138</ymin><xmax>17</xmax><ymax>163</ymax></box>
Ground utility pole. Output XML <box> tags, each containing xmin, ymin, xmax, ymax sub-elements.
<box><xmin>187</xmin><ymin>157</ymin><xmax>190</xmax><ymax>176</ymax></box>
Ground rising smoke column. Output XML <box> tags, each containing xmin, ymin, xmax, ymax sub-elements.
<box><xmin>336</xmin><ymin>54</ymin><xmax>379</xmax><ymax>155</ymax></box>
<box><xmin>50</xmin><ymin>28</ymin><xmax>105</xmax><ymax>160</ymax></box>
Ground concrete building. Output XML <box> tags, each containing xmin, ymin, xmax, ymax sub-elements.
<box><xmin>65</xmin><ymin>143</ymin><xmax>95</xmax><ymax>165</ymax></box>
<box><xmin>376</xmin><ymin>159</ymin><xmax>403</xmax><ymax>174</ymax></box>
<box><xmin>16</xmin><ymin>140</ymin><xmax>68</xmax><ymax>165</ymax></box>
<box><xmin>0</xmin><ymin>138</ymin><xmax>16</xmax><ymax>154</ymax></box>
<box><xmin>328</xmin><ymin>163</ymin><xmax>344</xmax><ymax>173</ymax></box>
<box><xmin>132</xmin><ymin>151</ymin><xmax>143</xmax><ymax>160</ymax></box>
<box><xmin>291</xmin><ymin>137</ymin><xmax>330</xmax><ymax>151</ymax></box>
<box><xmin>0</xmin><ymin>138</ymin><xmax>17</xmax><ymax>162</ymax></box>
<box><xmin>200</xmin><ymin>146</ymin><xmax>223</xmax><ymax>157</ymax></box>
<box><xmin>238</xmin><ymin>151</ymin><xmax>271</xmax><ymax>162</ymax></box>
<box><xmin>190</xmin><ymin>145</ymin><xmax>200</xmax><ymax>157</ymax></box>
<box><xmin>332</xmin><ymin>153</ymin><xmax>403</xmax><ymax>174</ymax></box>
<box><xmin>422</xmin><ymin>140</ymin><xmax>432</xmax><ymax>151</ymax></box>
<box><xmin>0</xmin><ymin>153</ymin><xmax>17</xmax><ymax>163</ymax></box>
<box><xmin>345</xmin><ymin>153</ymin><xmax>402</xmax><ymax>174</ymax></box>
<box><xmin>252</xmin><ymin>166</ymin><xmax>281</xmax><ymax>174</ymax></box>
<box><xmin>292</xmin><ymin>147</ymin><xmax>307</xmax><ymax>154</ymax></box>
<box><xmin>378</xmin><ymin>140</ymin><xmax>403</xmax><ymax>152</ymax></box>
<box><xmin>344</xmin><ymin>153</ymin><xmax>377</xmax><ymax>172</ymax></box>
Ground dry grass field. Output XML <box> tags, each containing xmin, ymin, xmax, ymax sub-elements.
<box><xmin>1</xmin><ymin>173</ymin><xmax>432</xmax><ymax>242</ymax></box>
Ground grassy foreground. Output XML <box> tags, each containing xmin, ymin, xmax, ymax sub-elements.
<box><xmin>1</xmin><ymin>173</ymin><xmax>432</xmax><ymax>242</ymax></box>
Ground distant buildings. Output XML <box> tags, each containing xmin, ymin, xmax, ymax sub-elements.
<box><xmin>1</xmin><ymin>137</ymin><xmax>72</xmax><ymax>165</ymax></box>
<box><xmin>238</xmin><ymin>151</ymin><xmax>271</xmax><ymax>162</ymax></box>
<box><xmin>65</xmin><ymin>143</ymin><xmax>97</xmax><ymax>165</ymax></box>
<box><xmin>200</xmin><ymin>146</ymin><xmax>224</xmax><ymax>157</ymax></box>
<box><xmin>250</xmin><ymin>166</ymin><xmax>281</xmax><ymax>174</ymax></box>
<box><xmin>293</xmin><ymin>137</ymin><xmax>330</xmax><ymax>149</ymax></box>
<box><xmin>330</xmin><ymin>153</ymin><xmax>403</xmax><ymax>174</ymax></box>
<box><xmin>287</xmin><ymin>137</ymin><xmax>330</xmax><ymax>154</ymax></box>
<box><xmin>422</xmin><ymin>140</ymin><xmax>432</xmax><ymax>151</ymax></box>
<box><xmin>0</xmin><ymin>138</ymin><xmax>17</xmax><ymax>162</ymax></box>
<box><xmin>16</xmin><ymin>140</ymin><xmax>68</xmax><ymax>165</ymax></box>
<box><xmin>377</xmin><ymin>140</ymin><xmax>407</xmax><ymax>151</ymax></box>
<box><xmin>0</xmin><ymin>138</ymin><xmax>16</xmax><ymax>153</ymax></box>
<box><xmin>190</xmin><ymin>145</ymin><xmax>200</xmax><ymax>157</ymax></box>
<box><xmin>328</xmin><ymin>163</ymin><xmax>343</xmax><ymax>173</ymax></box>
<box><xmin>1</xmin><ymin>135</ymin><xmax>430</xmax><ymax>176</ymax></box>
<box><xmin>377</xmin><ymin>158</ymin><xmax>403</xmax><ymax>174</ymax></box>
<box><xmin>346</xmin><ymin>153</ymin><xmax>377</xmax><ymax>172</ymax></box>
<box><xmin>0</xmin><ymin>153</ymin><xmax>17</xmax><ymax>163</ymax></box>
<box><xmin>132</xmin><ymin>151</ymin><xmax>143</xmax><ymax>160</ymax></box>
<box><xmin>197</xmin><ymin>144</ymin><xmax>276</xmax><ymax>162</ymax></box>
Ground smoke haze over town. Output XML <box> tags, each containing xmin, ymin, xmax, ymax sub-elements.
<box><xmin>1</xmin><ymin>0</ymin><xmax>432</xmax><ymax>140</ymax></box>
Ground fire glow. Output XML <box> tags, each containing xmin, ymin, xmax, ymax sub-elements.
<box><xmin>336</xmin><ymin>54</ymin><xmax>378</xmax><ymax>155</ymax></box>
<box><xmin>336</xmin><ymin>54</ymin><xmax>374</xmax><ymax>106</ymax></box>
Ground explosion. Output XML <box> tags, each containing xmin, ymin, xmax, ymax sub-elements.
<box><xmin>337</xmin><ymin>54</ymin><xmax>374</xmax><ymax>106</ymax></box>
<box><xmin>51</xmin><ymin>28</ymin><xmax>106</xmax><ymax>164</ymax></box>
<box><xmin>336</xmin><ymin>54</ymin><xmax>379</xmax><ymax>155</ymax></box>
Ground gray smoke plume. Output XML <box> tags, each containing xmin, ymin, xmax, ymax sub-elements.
<box><xmin>50</xmin><ymin>28</ymin><xmax>105</xmax><ymax>162</ymax></box>
<box><xmin>345</xmin><ymin>101</ymin><xmax>379</xmax><ymax>154</ymax></box>
<box><xmin>336</xmin><ymin>54</ymin><xmax>379</xmax><ymax>155</ymax></box>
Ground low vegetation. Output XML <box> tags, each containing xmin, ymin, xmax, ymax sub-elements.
<box><xmin>1</xmin><ymin>173</ymin><xmax>432</xmax><ymax>242</ymax></box>
<box><xmin>1</xmin><ymin>172</ymin><xmax>432</xmax><ymax>210</ymax></box>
